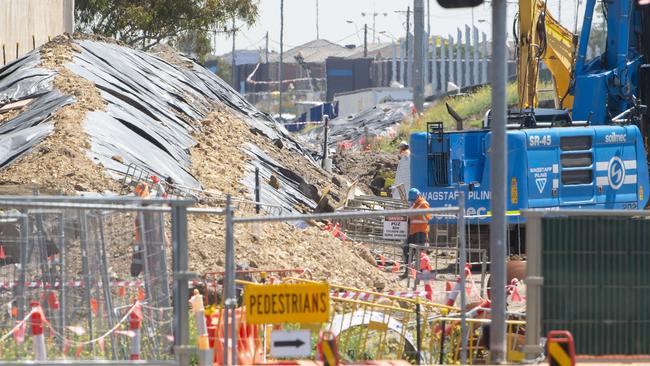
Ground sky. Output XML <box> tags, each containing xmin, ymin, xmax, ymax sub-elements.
<box><xmin>212</xmin><ymin>0</ymin><xmax>584</xmax><ymax>56</ymax></box>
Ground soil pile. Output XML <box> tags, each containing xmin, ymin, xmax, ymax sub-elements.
<box><xmin>333</xmin><ymin>150</ymin><xmax>399</xmax><ymax>195</ymax></box>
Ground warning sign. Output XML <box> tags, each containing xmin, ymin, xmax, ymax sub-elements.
<box><xmin>383</xmin><ymin>216</ymin><xmax>408</xmax><ymax>239</ymax></box>
<box><xmin>244</xmin><ymin>283</ymin><xmax>330</xmax><ymax>324</ymax></box>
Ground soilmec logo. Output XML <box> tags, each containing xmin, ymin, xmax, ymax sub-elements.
<box><xmin>608</xmin><ymin>156</ymin><xmax>625</xmax><ymax>190</ymax></box>
<box><xmin>605</xmin><ymin>132</ymin><xmax>627</xmax><ymax>143</ymax></box>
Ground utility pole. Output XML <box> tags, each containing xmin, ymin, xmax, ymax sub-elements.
<box><xmin>361</xmin><ymin>10</ymin><xmax>388</xmax><ymax>43</ymax></box>
<box><xmin>558</xmin><ymin>1</ymin><xmax>562</xmax><ymax>24</ymax></box>
<box><xmin>427</xmin><ymin>0</ymin><xmax>431</xmax><ymax>36</ymax></box>
<box><xmin>316</xmin><ymin>0</ymin><xmax>320</xmax><ymax>39</ymax></box>
<box><xmin>413</xmin><ymin>0</ymin><xmax>424</xmax><ymax>112</ymax></box>
<box><xmin>230</xmin><ymin>17</ymin><xmax>236</xmax><ymax>89</ymax></box>
<box><xmin>364</xmin><ymin>24</ymin><xmax>368</xmax><ymax>57</ymax></box>
<box><xmin>265</xmin><ymin>31</ymin><xmax>269</xmax><ymax>64</ymax></box>
<box><xmin>405</xmin><ymin>6</ymin><xmax>410</xmax><ymax>87</ymax></box>
<box><xmin>279</xmin><ymin>0</ymin><xmax>284</xmax><ymax>121</ymax></box>
<box><xmin>490</xmin><ymin>0</ymin><xmax>508</xmax><ymax>362</ymax></box>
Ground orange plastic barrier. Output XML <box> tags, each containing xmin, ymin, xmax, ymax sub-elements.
<box><xmin>208</xmin><ymin>307</ymin><xmax>264</xmax><ymax>365</ymax></box>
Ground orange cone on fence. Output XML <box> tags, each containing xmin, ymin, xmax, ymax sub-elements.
<box><xmin>190</xmin><ymin>289</ymin><xmax>213</xmax><ymax>366</ymax></box>
<box><xmin>30</xmin><ymin>301</ymin><xmax>46</xmax><ymax>360</ymax></box>
<box><xmin>409</xmin><ymin>267</ymin><xmax>417</xmax><ymax>279</ymax></box>
<box><xmin>129</xmin><ymin>300</ymin><xmax>142</xmax><ymax>360</ymax></box>
<box><xmin>445</xmin><ymin>281</ymin><xmax>453</xmax><ymax>292</ymax></box>
<box><xmin>0</xmin><ymin>245</ymin><xmax>6</xmax><ymax>260</ymax></box>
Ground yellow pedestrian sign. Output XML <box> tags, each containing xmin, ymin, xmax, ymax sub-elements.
<box><xmin>244</xmin><ymin>282</ymin><xmax>330</xmax><ymax>324</ymax></box>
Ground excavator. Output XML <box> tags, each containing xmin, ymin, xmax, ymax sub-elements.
<box><xmin>409</xmin><ymin>0</ymin><xmax>650</xmax><ymax>252</ymax></box>
<box><xmin>516</xmin><ymin>0</ymin><xmax>576</xmax><ymax>111</ymax></box>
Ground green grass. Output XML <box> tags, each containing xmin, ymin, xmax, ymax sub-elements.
<box><xmin>378</xmin><ymin>83</ymin><xmax>520</xmax><ymax>153</ymax></box>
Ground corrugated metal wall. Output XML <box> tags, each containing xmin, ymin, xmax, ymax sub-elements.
<box><xmin>0</xmin><ymin>0</ymin><xmax>74</xmax><ymax>65</ymax></box>
<box><xmin>542</xmin><ymin>216</ymin><xmax>650</xmax><ymax>355</ymax></box>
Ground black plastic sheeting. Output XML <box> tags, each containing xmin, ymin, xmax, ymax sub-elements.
<box><xmin>241</xmin><ymin>143</ymin><xmax>319</xmax><ymax>213</ymax></box>
<box><xmin>0</xmin><ymin>51</ymin><xmax>74</xmax><ymax>170</ymax></box>
<box><xmin>303</xmin><ymin>102</ymin><xmax>412</xmax><ymax>151</ymax></box>
<box><xmin>1</xmin><ymin>39</ymin><xmax>326</xmax><ymax>213</ymax></box>
<box><xmin>69</xmin><ymin>40</ymin><xmax>316</xmax><ymax>190</ymax></box>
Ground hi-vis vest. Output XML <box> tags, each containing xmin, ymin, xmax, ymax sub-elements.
<box><xmin>409</xmin><ymin>197</ymin><xmax>431</xmax><ymax>234</ymax></box>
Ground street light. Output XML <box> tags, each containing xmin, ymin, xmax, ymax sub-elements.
<box><xmin>345</xmin><ymin>20</ymin><xmax>363</xmax><ymax>44</ymax></box>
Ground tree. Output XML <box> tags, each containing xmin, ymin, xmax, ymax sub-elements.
<box><xmin>174</xmin><ymin>30</ymin><xmax>213</xmax><ymax>63</ymax></box>
<box><xmin>75</xmin><ymin>0</ymin><xmax>258</xmax><ymax>50</ymax></box>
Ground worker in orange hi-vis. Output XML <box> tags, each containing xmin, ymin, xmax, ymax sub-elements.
<box><xmin>401</xmin><ymin>188</ymin><xmax>431</xmax><ymax>278</ymax></box>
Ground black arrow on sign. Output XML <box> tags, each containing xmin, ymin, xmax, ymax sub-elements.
<box><xmin>274</xmin><ymin>339</ymin><xmax>305</xmax><ymax>348</ymax></box>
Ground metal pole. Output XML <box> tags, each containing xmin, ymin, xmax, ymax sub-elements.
<box><xmin>415</xmin><ymin>302</ymin><xmax>422</xmax><ymax>365</ymax></box>
<box><xmin>473</xmin><ymin>26</ymin><xmax>479</xmax><ymax>85</ymax></box>
<box><xmin>364</xmin><ymin>24</ymin><xmax>368</xmax><ymax>57</ymax></box>
<box><xmin>482</xmin><ymin>32</ymin><xmax>488</xmax><ymax>84</ymax></box>
<box><xmin>523</xmin><ymin>215</ymin><xmax>543</xmax><ymax>360</ymax></box>
<box><xmin>279</xmin><ymin>0</ymin><xmax>284</xmax><ymax>120</ymax></box>
<box><xmin>458</xmin><ymin>191</ymin><xmax>468</xmax><ymax>364</ymax></box>
<box><xmin>392</xmin><ymin>41</ymin><xmax>397</xmax><ymax>83</ymax></box>
<box><xmin>316</xmin><ymin>0</ymin><xmax>320</xmax><ymax>39</ymax></box>
<box><xmin>490</xmin><ymin>0</ymin><xmax>508</xmax><ymax>362</ymax></box>
<box><xmin>225</xmin><ymin>196</ymin><xmax>237</xmax><ymax>365</ymax></box>
<box><xmin>255</xmin><ymin>167</ymin><xmax>261</xmax><ymax>214</ymax></box>
<box><xmin>79</xmin><ymin>211</ymin><xmax>94</xmax><ymax>354</ymax></box>
<box><xmin>413</xmin><ymin>0</ymin><xmax>424</xmax><ymax>112</ymax></box>
<box><xmin>441</xmin><ymin>36</ymin><xmax>447</xmax><ymax>92</ymax></box>
<box><xmin>172</xmin><ymin>204</ymin><xmax>191</xmax><ymax>366</ymax></box>
<box><xmin>465</xmin><ymin>25</ymin><xmax>471</xmax><ymax>87</ymax></box>
<box><xmin>17</xmin><ymin>215</ymin><xmax>28</xmax><ymax>320</ymax></box>
<box><xmin>432</xmin><ymin>36</ymin><xmax>438</xmax><ymax>92</ymax></box>
<box><xmin>265</xmin><ymin>31</ymin><xmax>269</xmax><ymax>64</ymax></box>
<box><xmin>322</xmin><ymin>116</ymin><xmax>329</xmax><ymax>169</ymax></box>
<box><xmin>400</xmin><ymin>40</ymin><xmax>405</xmax><ymax>85</ymax></box>
<box><xmin>230</xmin><ymin>17</ymin><xmax>236</xmax><ymax>89</ymax></box>
<box><xmin>97</xmin><ymin>214</ymin><xmax>118</xmax><ymax>359</ymax></box>
<box><xmin>456</xmin><ymin>28</ymin><xmax>462</xmax><ymax>87</ymax></box>
<box><xmin>58</xmin><ymin>213</ymin><xmax>66</xmax><ymax>339</ymax></box>
<box><xmin>405</xmin><ymin>6</ymin><xmax>410</xmax><ymax>87</ymax></box>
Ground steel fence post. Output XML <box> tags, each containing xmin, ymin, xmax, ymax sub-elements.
<box><xmin>255</xmin><ymin>167</ymin><xmax>261</xmax><ymax>214</ymax></box>
<box><xmin>58</xmin><ymin>212</ymin><xmax>66</xmax><ymax>339</ymax></box>
<box><xmin>17</xmin><ymin>215</ymin><xmax>28</xmax><ymax>320</ymax></box>
<box><xmin>415</xmin><ymin>300</ymin><xmax>422</xmax><ymax>365</ymax></box>
<box><xmin>225</xmin><ymin>195</ymin><xmax>237</xmax><ymax>365</ymax></box>
<box><xmin>79</xmin><ymin>210</ymin><xmax>94</xmax><ymax>354</ymax></box>
<box><xmin>458</xmin><ymin>192</ymin><xmax>468</xmax><ymax>364</ymax></box>
<box><xmin>172</xmin><ymin>204</ymin><xmax>191</xmax><ymax>366</ymax></box>
<box><xmin>524</xmin><ymin>213</ymin><xmax>544</xmax><ymax>360</ymax></box>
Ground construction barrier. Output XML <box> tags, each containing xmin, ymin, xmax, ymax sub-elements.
<box><xmin>547</xmin><ymin>330</ymin><xmax>576</xmax><ymax>366</ymax></box>
<box><xmin>193</xmin><ymin>270</ymin><xmax>526</xmax><ymax>365</ymax></box>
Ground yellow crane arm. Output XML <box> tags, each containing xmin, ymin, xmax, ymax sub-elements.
<box><xmin>517</xmin><ymin>0</ymin><xmax>576</xmax><ymax>110</ymax></box>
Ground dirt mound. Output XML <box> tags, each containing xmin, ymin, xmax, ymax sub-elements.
<box><xmin>333</xmin><ymin>150</ymin><xmax>398</xmax><ymax>195</ymax></box>
<box><xmin>0</xmin><ymin>36</ymin><xmax>398</xmax><ymax>289</ymax></box>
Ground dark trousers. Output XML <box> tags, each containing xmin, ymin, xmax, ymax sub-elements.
<box><xmin>403</xmin><ymin>232</ymin><xmax>427</xmax><ymax>265</ymax></box>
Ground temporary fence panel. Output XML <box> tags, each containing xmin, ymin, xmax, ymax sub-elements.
<box><xmin>0</xmin><ymin>197</ymin><xmax>191</xmax><ymax>362</ymax></box>
<box><xmin>540</xmin><ymin>215</ymin><xmax>650</xmax><ymax>355</ymax></box>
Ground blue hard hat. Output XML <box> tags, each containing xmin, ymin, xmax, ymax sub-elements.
<box><xmin>408</xmin><ymin>188</ymin><xmax>421</xmax><ymax>201</ymax></box>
